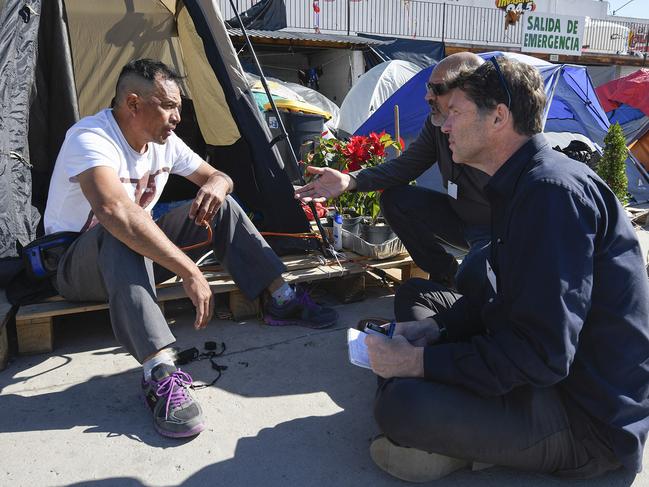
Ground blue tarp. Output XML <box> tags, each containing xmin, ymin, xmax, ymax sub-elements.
<box><xmin>355</xmin><ymin>51</ymin><xmax>649</xmax><ymax>203</ymax></box>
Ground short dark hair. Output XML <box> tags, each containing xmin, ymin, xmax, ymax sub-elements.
<box><xmin>450</xmin><ymin>56</ymin><xmax>546</xmax><ymax>136</ymax></box>
<box><xmin>114</xmin><ymin>59</ymin><xmax>183</xmax><ymax>105</ymax></box>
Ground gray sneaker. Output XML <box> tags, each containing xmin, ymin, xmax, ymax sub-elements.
<box><xmin>370</xmin><ymin>435</ymin><xmax>469</xmax><ymax>482</ymax></box>
<box><xmin>142</xmin><ymin>363</ymin><xmax>205</xmax><ymax>438</ymax></box>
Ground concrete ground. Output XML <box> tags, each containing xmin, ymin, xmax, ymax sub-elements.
<box><xmin>0</xmin><ymin>284</ymin><xmax>646</xmax><ymax>487</ymax></box>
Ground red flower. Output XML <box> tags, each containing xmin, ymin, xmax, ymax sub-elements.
<box><xmin>342</xmin><ymin>135</ymin><xmax>370</xmax><ymax>168</ymax></box>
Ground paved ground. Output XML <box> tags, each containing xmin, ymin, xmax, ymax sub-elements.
<box><xmin>0</xmin><ymin>284</ymin><xmax>647</xmax><ymax>487</ymax></box>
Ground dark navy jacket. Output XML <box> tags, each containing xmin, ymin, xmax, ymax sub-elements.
<box><xmin>426</xmin><ymin>134</ymin><xmax>649</xmax><ymax>471</ymax></box>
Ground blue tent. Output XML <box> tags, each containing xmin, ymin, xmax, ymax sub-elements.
<box><xmin>356</xmin><ymin>51</ymin><xmax>649</xmax><ymax>203</ymax></box>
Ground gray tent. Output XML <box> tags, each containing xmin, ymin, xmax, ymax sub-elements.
<box><xmin>0</xmin><ymin>0</ymin><xmax>311</xmax><ymax>263</ymax></box>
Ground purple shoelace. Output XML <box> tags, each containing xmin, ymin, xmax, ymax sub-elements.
<box><xmin>154</xmin><ymin>370</ymin><xmax>193</xmax><ymax>419</ymax></box>
<box><xmin>295</xmin><ymin>289</ymin><xmax>318</xmax><ymax>310</ymax></box>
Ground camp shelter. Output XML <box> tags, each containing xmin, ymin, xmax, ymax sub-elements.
<box><xmin>0</xmin><ymin>0</ymin><xmax>313</xmax><ymax>261</ymax></box>
<box><xmin>336</xmin><ymin>59</ymin><xmax>421</xmax><ymax>137</ymax></box>
<box><xmin>356</xmin><ymin>51</ymin><xmax>649</xmax><ymax>204</ymax></box>
<box><xmin>596</xmin><ymin>69</ymin><xmax>649</xmax><ymax>173</ymax></box>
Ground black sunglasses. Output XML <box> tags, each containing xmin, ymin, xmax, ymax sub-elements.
<box><xmin>489</xmin><ymin>56</ymin><xmax>512</xmax><ymax>109</ymax></box>
<box><xmin>425</xmin><ymin>81</ymin><xmax>450</xmax><ymax>96</ymax></box>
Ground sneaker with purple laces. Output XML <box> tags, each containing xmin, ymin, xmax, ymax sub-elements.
<box><xmin>264</xmin><ymin>287</ymin><xmax>337</xmax><ymax>329</ymax></box>
<box><xmin>142</xmin><ymin>363</ymin><xmax>205</xmax><ymax>438</ymax></box>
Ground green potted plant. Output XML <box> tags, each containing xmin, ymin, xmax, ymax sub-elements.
<box><xmin>304</xmin><ymin>132</ymin><xmax>402</xmax><ymax>240</ymax></box>
<box><xmin>596</xmin><ymin>122</ymin><xmax>629</xmax><ymax>206</ymax></box>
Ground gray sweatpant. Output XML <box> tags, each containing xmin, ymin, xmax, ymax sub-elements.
<box><xmin>55</xmin><ymin>196</ymin><xmax>286</xmax><ymax>363</ymax></box>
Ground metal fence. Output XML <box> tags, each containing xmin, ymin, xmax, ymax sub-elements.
<box><xmin>217</xmin><ymin>0</ymin><xmax>649</xmax><ymax>55</ymax></box>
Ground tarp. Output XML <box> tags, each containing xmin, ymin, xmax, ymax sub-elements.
<box><xmin>356</xmin><ymin>51</ymin><xmax>649</xmax><ymax>204</ymax></box>
<box><xmin>246</xmin><ymin>73</ymin><xmax>340</xmax><ymax>130</ymax></box>
<box><xmin>357</xmin><ymin>33</ymin><xmax>445</xmax><ymax>70</ymax></box>
<box><xmin>226</xmin><ymin>0</ymin><xmax>286</xmax><ymax>31</ymax></box>
<box><xmin>337</xmin><ymin>60</ymin><xmax>421</xmax><ymax>136</ymax></box>
<box><xmin>596</xmin><ymin>69</ymin><xmax>649</xmax><ymax>172</ymax></box>
<box><xmin>597</xmin><ymin>69</ymin><xmax>649</xmax><ymax>116</ymax></box>
<box><xmin>0</xmin><ymin>0</ymin><xmax>311</xmax><ymax>259</ymax></box>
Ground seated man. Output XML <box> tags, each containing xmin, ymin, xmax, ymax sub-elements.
<box><xmin>295</xmin><ymin>52</ymin><xmax>490</xmax><ymax>297</ymax></box>
<box><xmin>44</xmin><ymin>59</ymin><xmax>337</xmax><ymax>438</ymax></box>
<box><xmin>365</xmin><ymin>56</ymin><xmax>649</xmax><ymax>481</ymax></box>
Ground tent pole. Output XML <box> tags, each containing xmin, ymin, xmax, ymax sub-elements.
<box><xmin>228</xmin><ymin>0</ymin><xmax>333</xmax><ymax>255</ymax></box>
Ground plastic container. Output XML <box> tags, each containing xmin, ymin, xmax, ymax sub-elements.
<box><xmin>333</xmin><ymin>213</ymin><xmax>343</xmax><ymax>250</ymax></box>
<box><xmin>264</xmin><ymin>110</ymin><xmax>325</xmax><ymax>183</ymax></box>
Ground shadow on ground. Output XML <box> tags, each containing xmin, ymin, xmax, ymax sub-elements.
<box><xmin>0</xmin><ymin>293</ymin><xmax>642</xmax><ymax>486</ymax></box>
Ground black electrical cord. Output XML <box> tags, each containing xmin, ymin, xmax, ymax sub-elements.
<box><xmin>174</xmin><ymin>342</ymin><xmax>228</xmax><ymax>389</ymax></box>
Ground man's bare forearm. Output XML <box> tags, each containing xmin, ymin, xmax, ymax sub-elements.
<box><xmin>96</xmin><ymin>200</ymin><xmax>199</xmax><ymax>279</ymax></box>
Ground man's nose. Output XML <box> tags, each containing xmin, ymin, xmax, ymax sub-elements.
<box><xmin>441</xmin><ymin>117</ymin><xmax>451</xmax><ymax>134</ymax></box>
<box><xmin>170</xmin><ymin>107</ymin><xmax>181</xmax><ymax>124</ymax></box>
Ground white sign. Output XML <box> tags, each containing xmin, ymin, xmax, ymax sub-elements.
<box><xmin>522</xmin><ymin>13</ymin><xmax>584</xmax><ymax>56</ymax></box>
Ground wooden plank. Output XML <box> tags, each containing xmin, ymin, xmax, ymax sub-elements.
<box><xmin>229</xmin><ymin>290</ymin><xmax>260</xmax><ymax>321</ymax></box>
<box><xmin>15</xmin><ymin>251</ymin><xmax>413</xmax><ymax>322</ymax></box>
<box><xmin>158</xmin><ymin>253</ymin><xmax>337</xmax><ymax>288</ymax></box>
<box><xmin>0</xmin><ymin>289</ymin><xmax>14</xmax><ymax>371</ymax></box>
<box><xmin>16</xmin><ymin>316</ymin><xmax>54</xmax><ymax>354</ymax></box>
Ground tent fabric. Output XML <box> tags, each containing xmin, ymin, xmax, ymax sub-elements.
<box><xmin>29</xmin><ymin>0</ymin><xmax>80</xmax><ymax>222</ymax></box>
<box><xmin>337</xmin><ymin>60</ymin><xmax>421</xmax><ymax>136</ymax></box>
<box><xmin>596</xmin><ymin>69</ymin><xmax>649</xmax><ymax>116</ymax></box>
<box><xmin>357</xmin><ymin>33</ymin><xmax>445</xmax><ymax>70</ymax></box>
<box><xmin>597</xmin><ymin>69</ymin><xmax>649</xmax><ymax>173</ymax></box>
<box><xmin>65</xmin><ymin>0</ymin><xmax>185</xmax><ymax>119</ymax></box>
<box><xmin>356</xmin><ymin>51</ymin><xmax>649</xmax><ymax>204</ymax></box>
<box><xmin>226</xmin><ymin>0</ymin><xmax>286</xmax><ymax>31</ymax></box>
<box><xmin>0</xmin><ymin>0</ymin><xmax>41</xmax><ymax>258</ymax></box>
<box><xmin>184</xmin><ymin>0</ymin><xmax>310</xmax><ymax>234</ymax></box>
<box><xmin>177</xmin><ymin>4</ymin><xmax>241</xmax><ymax>145</ymax></box>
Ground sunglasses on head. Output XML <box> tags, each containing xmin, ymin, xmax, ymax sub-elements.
<box><xmin>488</xmin><ymin>56</ymin><xmax>512</xmax><ymax>109</ymax></box>
<box><xmin>425</xmin><ymin>81</ymin><xmax>450</xmax><ymax>96</ymax></box>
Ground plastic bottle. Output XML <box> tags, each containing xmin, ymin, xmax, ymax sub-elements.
<box><xmin>333</xmin><ymin>213</ymin><xmax>343</xmax><ymax>250</ymax></box>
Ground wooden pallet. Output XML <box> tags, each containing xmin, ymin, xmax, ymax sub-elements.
<box><xmin>12</xmin><ymin>251</ymin><xmax>417</xmax><ymax>355</ymax></box>
<box><xmin>0</xmin><ymin>290</ymin><xmax>15</xmax><ymax>370</ymax></box>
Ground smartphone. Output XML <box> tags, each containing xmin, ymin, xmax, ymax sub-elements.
<box><xmin>364</xmin><ymin>321</ymin><xmax>395</xmax><ymax>338</ymax></box>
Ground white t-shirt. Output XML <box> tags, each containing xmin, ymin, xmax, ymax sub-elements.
<box><xmin>44</xmin><ymin>109</ymin><xmax>203</xmax><ymax>234</ymax></box>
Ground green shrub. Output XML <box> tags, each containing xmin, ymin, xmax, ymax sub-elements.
<box><xmin>596</xmin><ymin>122</ymin><xmax>629</xmax><ymax>206</ymax></box>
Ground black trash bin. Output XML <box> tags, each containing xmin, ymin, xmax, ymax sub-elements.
<box><xmin>265</xmin><ymin>109</ymin><xmax>326</xmax><ymax>183</ymax></box>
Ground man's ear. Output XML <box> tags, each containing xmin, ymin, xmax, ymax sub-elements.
<box><xmin>125</xmin><ymin>93</ymin><xmax>139</xmax><ymax>114</ymax></box>
<box><xmin>493</xmin><ymin>103</ymin><xmax>510</xmax><ymax>129</ymax></box>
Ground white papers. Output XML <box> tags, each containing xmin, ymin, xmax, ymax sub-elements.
<box><xmin>347</xmin><ymin>328</ymin><xmax>372</xmax><ymax>369</ymax></box>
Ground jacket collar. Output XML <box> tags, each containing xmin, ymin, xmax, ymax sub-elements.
<box><xmin>485</xmin><ymin>133</ymin><xmax>549</xmax><ymax>201</ymax></box>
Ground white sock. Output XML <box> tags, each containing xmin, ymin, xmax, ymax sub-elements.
<box><xmin>142</xmin><ymin>349</ymin><xmax>176</xmax><ymax>381</ymax></box>
<box><xmin>271</xmin><ymin>282</ymin><xmax>295</xmax><ymax>305</ymax></box>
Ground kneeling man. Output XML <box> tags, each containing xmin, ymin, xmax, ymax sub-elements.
<box><xmin>366</xmin><ymin>56</ymin><xmax>649</xmax><ymax>481</ymax></box>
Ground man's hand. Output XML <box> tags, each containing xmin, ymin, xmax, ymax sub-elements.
<box><xmin>366</xmin><ymin>334</ymin><xmax>424</xmax><ymax>379</ymax></box>
<box><xmin>182</xmin><ymin>270</ymin><xmax>214</xmax><ymax>330</ymax></box>
<box><xmin>189</xmin><ymin>173</ymin><xmax>231</xmax><ymax>226</ymax></box>
<box><xmin>393</xmin><ymin>318</ymin><xmax>442</xmax><ymax>346</ymax></box>
<box><xmin>294</xmin><ymin>166</ymin><xmax>355</xmax><ymax>203</ymax></box>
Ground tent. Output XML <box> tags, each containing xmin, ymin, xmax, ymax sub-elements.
<box><xmin>0</xmin><ymin>0</ymin><xmax>312</xmax><ymax>261</ymax></box>
<box><xmin>596</xmin><ymin>69</ymin><xmax>649</xmax><ymax>172</ymax></box>
<box><xmin>356</xmin><ymin>51</ymin><xmax>649</xmax><ymax>204</ymax></box>
<box><xmin>336</xmin><ymin>60</ymin><xmax>421</xmax><ymax>137</ymax></box>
